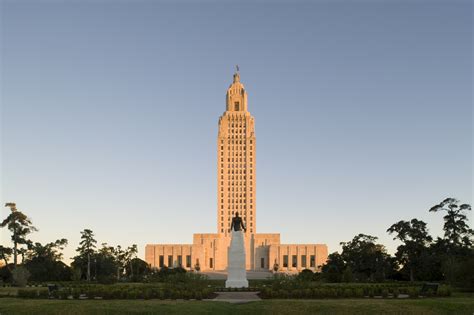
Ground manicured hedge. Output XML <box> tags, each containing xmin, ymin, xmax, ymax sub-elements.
<box><xmin>17</xmin><ymin>284</ymin><xmax>214</xmax><ymax>300</ymax></box>
<box><xmin>258</xmin><ymin>284</ymin><xmax>452</xmax><ymax>299</ymax></box>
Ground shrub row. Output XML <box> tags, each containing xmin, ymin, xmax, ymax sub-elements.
<box><xmin>17</xmin><ymin>286</ymin><xmax>214</xmax><ymax>300</ymax></box>
<box><xmin>259</xmin><ymin>285</ymin><xmax>452</xmax><ymax>299</ymax></box>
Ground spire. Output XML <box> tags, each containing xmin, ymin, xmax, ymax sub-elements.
<box><xmin>233</xmin><ymin>65</ymin><xmax>240</xmax><ymax>83</ymax></box>
<box><xmin>226</xmin><ymin>66</ymin><xmax>247</xmax><ymax>112</ymax></box>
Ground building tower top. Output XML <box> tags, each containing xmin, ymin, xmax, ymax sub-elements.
<box><xmin>226</xmin><ymin>67</ymin><xmax>248</xmax><ymax>112</ymax></box>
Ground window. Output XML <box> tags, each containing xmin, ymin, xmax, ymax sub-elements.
<box><xmin>301</xmin><ymin>255</ymin><xmax>307</xmax><ymax>268</ymax></box>
<box><xmin>186</xmin><ymin>255</ymin><xmax>191</xmax><ymax>268</ymax></box>
<box><xmin>209</xmin><ymin>258</ymin><xmax>213</xmax><ymax>269</ymax></box>
<box><xmin>177</xmin><ymin>255</ymin><xmax>182</xmax><ymax>267</ymax></box>
<box><xmin>292</xmin><ymin>255</ymin><xmax>297</xmax><ymax>268</ymax></box>
<box><xmin>283</xmin><ymin>255</ymin><xmax>288</xmax><ymax>268</ymax></box>
<box><xmin>261</xmin><ymin>257</ymin><xmax>265</xmax><ymax>268</ymax></box>
<box><xmin>168</xmin><ymin>255</ymin><xmax>173</xmax><ymax>267</ymax></box>
<box><xmin>159</xmin><ymin>255</ymin><xmax>164</xmax><ymax>268</ymax></box>
<box><xmin>310</xmin><ymin>255</ymin><xmax>316</xmax><ymax>268</ymax></box>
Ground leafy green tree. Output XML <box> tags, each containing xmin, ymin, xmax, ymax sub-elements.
<box><xmin>342</xmin><ymin>266</ymin><xmax>354</xmax><ymax>283</ymax></box>
<box><xmin>340</xmin><ymin>234</ymin><xmax>392</xmax><ymax>282</ymax></box>
<box><xmin>1</xmin><ymin>203</ymin><xmax>37</xmax><ymax>267</ymax></box>
<box><xmin>75</xmin><ymin>229</ymin><xmax>97</xmax><ymax>281</ymax></box>
<box><xmin>0</xmin><ymin>246</ymin><xmax>12</xmax><ymax>269</ymax></box>
<box><xmin>321</xmin><ymin>252</ymin><xmax>345</xmax><ymax>282</ymax></box>
<box><xmin>125</xmin><ymin>257</ymin><xmax>151</xmax><ymax>281</ymax></box>
<box><xmin>387</xmin><ymin>219</ymin><xmax>432</xmax><ymax>281</ymax></box>
<box><xmin>24</xmin><ymin>239</ymin><xmax>71</xmax><ymax>281</ymax></box>
<box><xmin>126</xmin><ymin>244</ymin><xmax>138</xmax><ymax>278</ymax></box>
<box><xmin>429</xmin><ymin>198</ymin><xmax>473</xmax><ymax>252</ymax></box>
<box><xmin>94</xmin><ymin>243</ymin><xmax>118</xmax><ymax>283</ymax></box>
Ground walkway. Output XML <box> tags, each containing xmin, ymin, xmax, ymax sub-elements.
<box><xmin>213</xmin><ymin>291</ymin><xmax>261</xmax><ymax>304</ymax></box>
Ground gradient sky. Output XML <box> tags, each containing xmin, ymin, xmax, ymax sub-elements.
<box><xmin>1</xmin><ymin>0</ymin><xmax>472</xmax><ymax>264</ymax></box>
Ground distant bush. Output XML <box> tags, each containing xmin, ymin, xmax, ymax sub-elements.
<box><xmin>12</xmin><ymin>267</ymin><xmax>30</xmax><ymax>287</ymax></box>
<box><xmin>297</xmin><ymin>269</ymin><xmax>314</xmax><ymax>282</ymax></box>
<box><xmin>437</xmin><ymin>285</ymin><xmax>452</xmax><ymax>297</ymax></box>
<box><xmin>407</xmin><ymin>287</ymin><xmax>419</xmax><ymax>298</ymax></box>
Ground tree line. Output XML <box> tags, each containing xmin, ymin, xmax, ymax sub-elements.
<box><xmin>0</xmin><ymin>203</ymin><xmax>149</xmax><ymax>285</ymax></box>
<box><xmin>1</xmin><ymin>198</ymin><xmax>472</xmax><ymax>288</ymax></box>
<box><xmin>320</xmin><ymin>198</ymin><xmax>473</xmax><ymax>289</ymax></box>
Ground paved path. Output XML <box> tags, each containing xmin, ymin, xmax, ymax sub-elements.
<box><xmin>213</xmin><ymin>291</ymin><xmax>261</xmax><ymax>304</ymax></box>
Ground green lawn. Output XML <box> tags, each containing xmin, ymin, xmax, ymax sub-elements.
<box><xmin>0</xmin><ymin>294</ymin><xmax>473</xmax><ymax>315</ymax></box>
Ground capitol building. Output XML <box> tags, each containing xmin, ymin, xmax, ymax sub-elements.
<box><xmin>145</xmin><ymin>71</ymin><xmax>327</xmax><ymax>272</ymax></box>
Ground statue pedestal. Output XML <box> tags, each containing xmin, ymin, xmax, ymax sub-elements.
<box><xmin>225</xmin><ymin>230</ymin><xmax>249</xmax><ymax>288</ymax></box>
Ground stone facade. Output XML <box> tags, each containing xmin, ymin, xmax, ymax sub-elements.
<box><xmin>145</xmin><ymin>71</ymin><xmax>328</xmax><ymax>272</ymax></box>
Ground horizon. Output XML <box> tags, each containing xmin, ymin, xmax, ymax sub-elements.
<box><xmin>1</xmin><ymin>0</ymin><xmax>472</xmax><ymax>265</ymax></box>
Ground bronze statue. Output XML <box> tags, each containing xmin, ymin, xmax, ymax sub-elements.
<box><xmin>230</xmin><ymin>212</ymin><xmax>246</xmax><ymax>232</ymax></box>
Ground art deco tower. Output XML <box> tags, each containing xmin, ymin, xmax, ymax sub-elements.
<box><xmin>217</xmin><ymin>70</ymin><xmax>256</xmax><ymax>237</ymax></box>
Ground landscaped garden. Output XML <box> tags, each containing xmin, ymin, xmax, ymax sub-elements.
<box><xmin>1</xmin><ymin>198</ymin><xmax>473</xmax><ymax>314</ymax></box>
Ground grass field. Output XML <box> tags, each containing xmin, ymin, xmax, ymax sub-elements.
<box><xmin>0</xmin><ymin>294</ymin><xmax>473</xmax><ymax>315</ymax></box>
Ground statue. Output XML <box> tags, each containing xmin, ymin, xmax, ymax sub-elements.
<box><xmin>225</xmin><ymin>212</ymin><xmax>249</xmax><ymax>288</ymax></box>
<box><xmin>230</xmin><ymin>212</ymin><xmax>246</xmax><ymax>232</ymax></box>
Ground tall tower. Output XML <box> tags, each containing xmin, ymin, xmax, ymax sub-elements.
<box><xmin>217</xmin><ymin>70</ymin><xmax>256</xmax><ymax>237</ymax></box>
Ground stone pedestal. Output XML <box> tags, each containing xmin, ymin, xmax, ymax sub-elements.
<box><xmin>225</xmin><ymin>230</ymin><xmax>249</xmax><ymax>288</ymax></box>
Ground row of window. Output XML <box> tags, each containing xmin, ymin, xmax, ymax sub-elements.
<box><xmin>220</xmin><ymin>199</ymin><xmax>253</xmax><ymax>204</ymax></box>
<box><xmin>220</xmin><ymin>193</ymin><xmax>253</xmax><ymax>197</ymax></box>
<box><xmin>221</xmin><ymin>151</ymin><xmax>252</xmax><ymax>157</ymax></box>
<box><xmin>226</xmin><ymin>123</ymin><xmax>248</xmax><ymax>128</ymax></box>
<box><xmin>282</xmin><ymin>255</ymin><xmax>316</xmax><ymax>268</ymax></box>
<box><xmin>220</xmin><ymin>181</ymin><xmax>253</xmax><ymax>187</ymax></box>
<box><xmin>221</xmin><ymin>204</ymin><xmax>253</xmax><ymax>210</ymax></box>
<box><xmin>221</xmin><ymin>211</ymin><xmax>253</xmax><ymax>215</ymax></box>
<box><xmin>158</xmin><ymin>255</ymin><xmax>192</xmax><ymax>268</ymax></box>
<box><xmin>221</xmin><ymin>169</ymin><xmax>253</xmax><ymax>174</ymax></box>
<box><xmin>220</xmin><ymin>175</ymin><xmax>253</xmax><ymax>180</ymax></box>
<box><xmin>221</xmin><ymin>158</ymin><xmax>253</xmax><ymax>163</ymax></box>
<box><xmin>221</xmin><ymin>139</ymin><xmax>253</xmax><ymax>145</ymax></box>
<box><xmin>221</xmin><ymin>217</ymin><xmax>253</xmax><ymax>224</ymax></box>
<box><xmin>220</xmin><ymin>164</ymin><xmax>253</xmax><ymax>169</ymax></box>
<box><xmin>221</xmin><ymin>187</ymin><xmax>252</xmax><ymax>193</ymax></box>
<box><xmin>226</xmin><ymin>129</ymin><xmax>247</xmax><ymax>135</ymax></box>
<box><xmin>221</xmin><ymin>145</ymin><xmax>253</xmax><ymax>150</ymax></box>
<box><xmin>226</xmin><ymin>135</ymin><xmax>250</xmax><ymax>140</ymax></box>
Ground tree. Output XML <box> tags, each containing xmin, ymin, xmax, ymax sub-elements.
<box><xmin>75</xmin><ymin>229</ymin><xmax>97</xmax><ymax>281</ymax></box>
<box><xmin>113</xmin><ymin>245</ymin><xmax>126</xmax><ymax>280</ymax></box>
<box><xmin>24</xmin><ymin>239</ymin><xmax>71</xmax><ymax>281</ymax></box>
<box><xmin>125</xmin><ymin>258</ymin><xmax>151</xmax><ymax>281</ymax></box>
<box><xmin>387</xmin><ymin>219</ymin><xmax>432</xmax><ymax>281</ymax></box>
<box><xmin>126</xmin><ymin>245</ymin><xmax>138</xmax><ymax>278</ymax></box>
<box><xmin>0</xmin><ymin>246</ymin><xmax>12</xmax><ymax>269</ymax></box>
<box><xmin>1</xmin><ymin>203</ymin><xmax>37</xmax><ymax>267</ymax></box>
<box><xmin>94</xmin><ymin>243</ymin><xmax>118</xmax><ymax>283</ymax></box>
<box><xmin>340</xmin><ymin>234</ymin><xmax>392</xmax><ymax>282</ymax></box>
<box><xmin>429</xmin><ymin>198</ymin><xmax>473</xmax><ymax>252</ymax></box>
<box><xmin>321</xmin><ymin>252</ymin><xmax>345</xmax><ymax>282</ymax></box>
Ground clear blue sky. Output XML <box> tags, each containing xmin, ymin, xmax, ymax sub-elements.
<box><xmin>1</xmin><ymin>0</ymin><xmax>472</xmax><ymax>264</ymax></box>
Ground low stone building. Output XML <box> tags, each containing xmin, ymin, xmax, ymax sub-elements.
<box><xmin>145</xmin><ymin>70</ymin><xmax>328</xmax><ymax>272</ymax></box>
